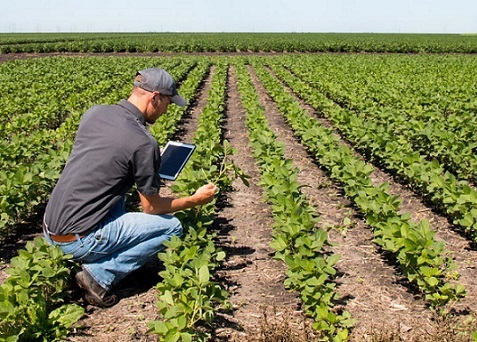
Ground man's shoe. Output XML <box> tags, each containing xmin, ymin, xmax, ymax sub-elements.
<box><xmin>75</xmin><ymin>268</ymin><xmax>119</xmax><ymax>308</ymax></box>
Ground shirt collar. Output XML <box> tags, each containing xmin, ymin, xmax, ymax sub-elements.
<box><xmin>118</xmin><ymin>99</ymin><xmax>146</xmax><ymax>126</ymax></box>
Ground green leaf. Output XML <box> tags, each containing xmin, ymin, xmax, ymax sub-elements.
<box><xmin>270</xmin><ymin>235</ymin><xmax>288</xmax><ymax>251</ymax></box>
<box><xmin>326</xmin><ymin>254</ymin><xmax>341</xmax><ymax>267</ymax></box>
<box><xmin>426</xmin><ymin>276</ymin><xmax>439</xmax><ymax>287</ymax></box>
<box><xmin>216</xmin><ymin>251</ymin><xmax>226</xmax><ymax>262</ymax></box>
<box><xmin>161</xmin><ymin>290</ymin><xmax>175</xmax><ymax>306</ymax></box>
<box><xmin>198</xmin><ymin>265</ymin><xmax>210</xmax><ymax>285</ymax></box>
<box><xmin>180</xmin><ymin>332</ymin><xmax>193</xmax><ymax>342</ymax></box>
<box><xmin>49</xmin><ymin>304</ymin><xmax>85</xmax><ymax>328</ymax></box>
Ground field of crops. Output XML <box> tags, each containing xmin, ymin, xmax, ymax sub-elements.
<box><xmin>1</xmin><ymin>45</ymin><xmax>477</xmax><ymax>341</ymax></box>
<box><xmin>2</xmin><ymin>32</ymin><xmax>477</xmax><ymax>53</ymax></box>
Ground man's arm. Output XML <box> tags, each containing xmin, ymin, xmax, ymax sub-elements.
<box><xmin>138</xmin><ymin>182</ymin><xmax>218</xmax><ymax>215</ymax></box>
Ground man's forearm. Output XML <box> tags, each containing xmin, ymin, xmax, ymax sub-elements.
<box><xmin>138</xmin><ymin>183</ymin><xmax>218</xmax><ymax>215</ymax></box>
<box><xmin>139</xmin><ymin>193</ymin><xmax>197</xmax><ymax>215</ymax></box>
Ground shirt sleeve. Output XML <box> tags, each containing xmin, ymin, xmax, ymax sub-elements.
<box><xmin>130</xmin><ymin>141</ymin><xmax>162</xmax><ymax>195</ymax></box>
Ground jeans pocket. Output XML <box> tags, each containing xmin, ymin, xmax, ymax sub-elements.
<box><xmin>56</xmin><ymin>234</ymin><xmax>96</xmax><ymax>260</ymax></box>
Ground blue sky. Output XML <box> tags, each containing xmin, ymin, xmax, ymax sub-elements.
<box><xmin>2</xmin><ymin>0</ymin><xmax>476</xmax><ymax>33</ymax></box>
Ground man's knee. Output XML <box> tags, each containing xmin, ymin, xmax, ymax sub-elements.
<box><xmin>170</xmin><ymin>216</ymin><xmax>183</xmax><ymax>237</ymax></box>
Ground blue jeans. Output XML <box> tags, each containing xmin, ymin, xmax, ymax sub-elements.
<box><xmin>43</xmin><ymin>197</ymin><xmax>182</xmax><ymax>291</ymax></box>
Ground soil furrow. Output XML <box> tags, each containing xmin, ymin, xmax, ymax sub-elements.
<box><xmin>213</xmin><ymin>66</ymin><xmax>308</xmax><ymax>341</ymax></box>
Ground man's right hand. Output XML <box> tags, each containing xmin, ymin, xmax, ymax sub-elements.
<box><xmin>193</xmin><ymin>183</ymin><xmax>218</xmax><ymax>205</ymax></box>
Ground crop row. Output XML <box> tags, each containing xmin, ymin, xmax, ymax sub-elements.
<box><xmin>234</xmin><ymin>59</ymin><xmax>354</xmax><ymax>340</ymax></box>
<box><xmin>0</xmin><ymin>237</ymin><xmax>84</xmax><ymax>341</ymax></box>
<box><xmin>149</xmin><ymin>60</ymin><xmax>243</xmax><ymax>341</ymax></box>
<box><xmin>2</xmin><ymin>33</ymin><xmax>477</xmax><ymax>53</ymax></box>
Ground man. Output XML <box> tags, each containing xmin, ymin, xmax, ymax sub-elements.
<box><xmin>43</xmin><ymin>68</ymin><xmax>217</xmax><ymax>308</ymax></box>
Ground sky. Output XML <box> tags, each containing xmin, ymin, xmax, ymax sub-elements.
<box><xmin>1</xmin><ymin>0</ymin><xmax>476</xmax><ymax>34</ymax></box>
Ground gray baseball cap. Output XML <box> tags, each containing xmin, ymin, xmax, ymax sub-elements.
<box><xmin>134</xmin><ymin>68</ymin><xmax>187</xmax><ymax>106</ymax></box>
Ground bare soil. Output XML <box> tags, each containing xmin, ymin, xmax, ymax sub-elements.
<box><xmin>1</xmin><ymin>54</ymin><xmax>476</xmax><ymax>341</ymax></box>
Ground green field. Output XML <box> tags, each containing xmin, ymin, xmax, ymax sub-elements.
<box><xmin>1</xmin><ymin>36</ymin><xmax>477</xmax><ymax>340</ymax></box>
<box><xmin>1</xmin><ymin>32</ymin><xmax>477</xmax><ymax>53</ymax></box>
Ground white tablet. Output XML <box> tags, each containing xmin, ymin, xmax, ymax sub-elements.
<box><xmin>158</xmin><ymin>141</ymin><xmax>196</xmax><ymax>180</ymax></box>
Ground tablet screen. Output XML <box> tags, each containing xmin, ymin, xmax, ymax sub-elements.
<box><xmin>158</xmin><ymin>141</ymin><xmax>195</xmax><ymax>180</ymax></box>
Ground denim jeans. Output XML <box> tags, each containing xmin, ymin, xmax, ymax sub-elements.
<box><xmin>43</xmin><ymin>197</ymin><xmax>182</xmax><ymax>291</ymax></box>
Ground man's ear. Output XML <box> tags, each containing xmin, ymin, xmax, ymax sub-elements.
<box><xmin>151</xmin><ymin>91</ymin><xmax>160</xmax><ymax>104</ymax></box>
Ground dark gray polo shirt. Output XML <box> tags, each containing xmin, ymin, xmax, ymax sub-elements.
<box><xmin>44</xmin><ymin>100</ymin><xmax>161</xmax><ymax>235</ymax></box>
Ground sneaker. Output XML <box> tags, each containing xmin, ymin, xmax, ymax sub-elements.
<box><xmin>75</xmin><ymin>268</ymin><xmax>119</xmax><ymax>308</ymax></box>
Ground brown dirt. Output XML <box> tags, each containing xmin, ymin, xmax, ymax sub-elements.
<box><xmin>1</xmin><ymin>54</ymin><xmax>476</xmax><ymax>341</ymax></box>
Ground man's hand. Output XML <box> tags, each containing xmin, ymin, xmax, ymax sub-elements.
<box><xmin>193</xmin><ymin>183</ymin><xmax>218</xmax><ymax>205</ymax></box>
<box><xmin>139</xmin><ymin>182</ymin><xmax>218</xmax><ymax>215</ymax></box>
